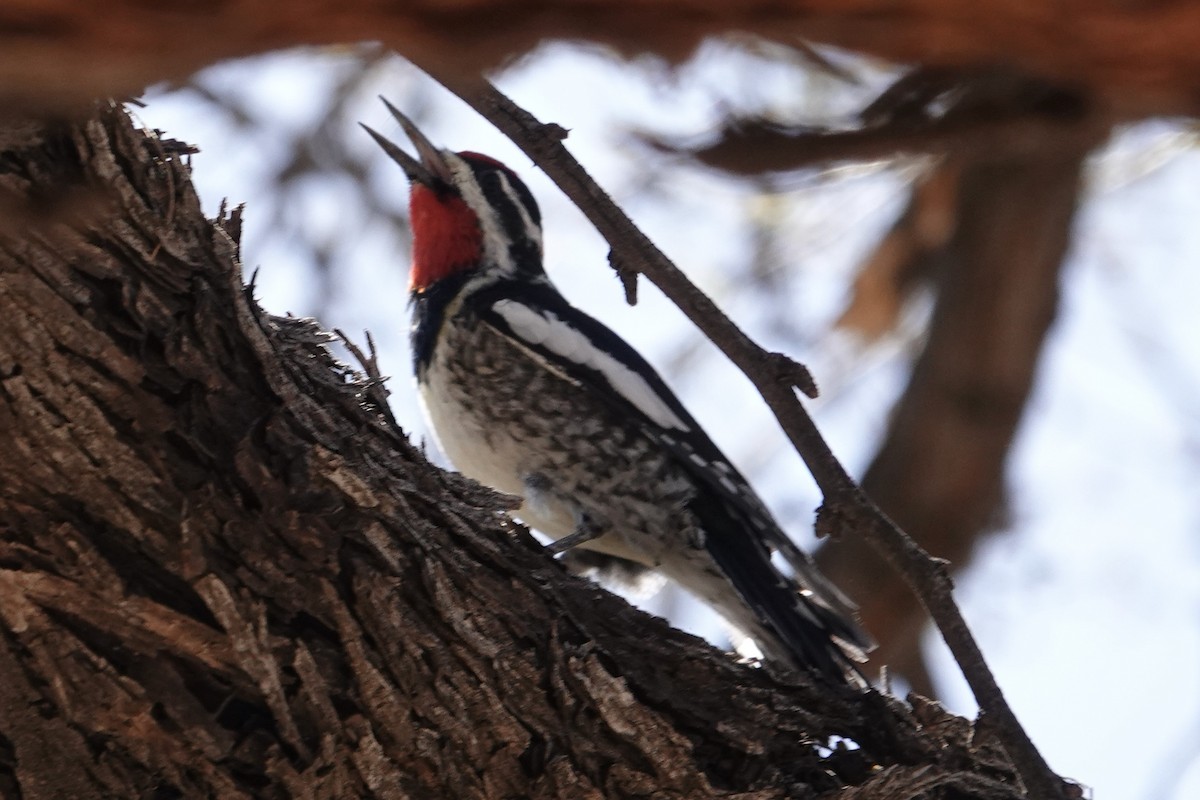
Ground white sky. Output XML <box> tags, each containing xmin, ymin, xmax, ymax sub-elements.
<box><xmin>141</xmin><ymin>43</ymin><xmax>1200</xmax><ymax>799</ymax></box>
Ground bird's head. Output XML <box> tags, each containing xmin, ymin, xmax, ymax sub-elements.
<box><xmin>363</xmin><ymin>99</ymin><xmax>544</xmax><ymax>295</ymax></box>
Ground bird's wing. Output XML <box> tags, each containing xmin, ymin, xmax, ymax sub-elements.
<box><xmin>468</xmin><ymin>283</ymin><xmax>872</xmax><ymax>675</ymax></box>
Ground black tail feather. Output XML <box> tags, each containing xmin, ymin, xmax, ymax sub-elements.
<box><xmin>691</xmin><ymin>488</ymin><xmax>864</xmax><ymax>684</ymax></box>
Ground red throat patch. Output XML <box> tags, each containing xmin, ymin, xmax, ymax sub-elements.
<box><xmin>408</xmin><ymin>183</ymin><xmax>483</xmax><ymax>293</ymax></box>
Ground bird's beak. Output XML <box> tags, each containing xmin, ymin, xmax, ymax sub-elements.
<box><xmin>361</xmin><ymin>97</ymin><xmax>455</xmax><ymax>187</ymax></box>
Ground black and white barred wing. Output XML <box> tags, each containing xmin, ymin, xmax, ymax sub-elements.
<box><xmin>471</xmin><ymin>284</ymin><xmax>871</xmax><ymax>675</ymax></box>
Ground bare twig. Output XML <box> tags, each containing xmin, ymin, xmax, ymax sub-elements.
<box><xmin>335</xmin><ymin>328</ymin><xmax>403</xmax><ymax>432</ymax></box>
<box><xmin>423</xmin><ymin>71</ymin><xmax>1072</xmax><ymax>800</ymax></box>
<box><xmin>608</xmin><ymin>249</ymin><xmax>640</xmax><ymax>305</ymax></box>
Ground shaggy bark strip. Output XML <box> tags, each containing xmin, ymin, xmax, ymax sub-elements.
<box><xmin>0</xmin><ymin>103</ymin><xmax>1025</xmax><ymax>798</ymax></box>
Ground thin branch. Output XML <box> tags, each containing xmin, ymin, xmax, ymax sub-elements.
<box><xmin>423</xmin><ymin>71</ymin><xmax>1075</xmax><ymax>800</ymax></box>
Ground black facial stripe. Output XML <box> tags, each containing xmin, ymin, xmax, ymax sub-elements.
<box><xmin>410</xmin><ymin>270</ymin><xmax>473</xmax><ymax>373</ymax></box>
<box><xmin>478</xmin><ymin>169</ymin><xmax>531</xmax><ymax>243</ymax></box>
<box><xmin>468</xmin><ymin>161</ymin><xmax>538</xmax><ymax>226</ymax></box>
<box><xmin>506</xmin><ymin>170</ymin><xmax>540</xmax><ymax>228</ymax></box>
<box><xmin>473</xmin><ymin>158</ymin><xmax>540</xmax><ymax>225</ymax></box>
<box><xmin>465</xmin><ymin>161</ymin><xmax>543</xmax><ymax>277</ymax></box>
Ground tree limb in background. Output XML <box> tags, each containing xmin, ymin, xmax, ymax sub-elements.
<box><xmin>431</xmin><ymin>73</ymin><xmax>1079</xmax><ymax>800</ymax></box>
<box><xmin>0</xmin><ymin>101</ymin><xmax>1045</xmax><ymax>800</ymax></box>
<box><xmin>4</xmin><ymin>3</ymin><xmax>1200</xmax><ymax>119</ymax></box>
<box><xmin>651</xmin><ymin>65</ymin><xmax>1102</xmax><ymax>172</ymax></box>
<box><xmin>833</xmin><ymin>162</ymin><xmax>960</xmax><ymax>344</ymax></box>
<box><xmin>818</xmin><ymin>147</ymin><xmax>1088</xmax><ymax>695</ymax></box>
<box><xmin>644</xmin><ymin>66</ymin><xmax>1101</xmax><ymax>696</ymax></box>
<box><xmin>814</xmin><ymin>68</ymin><xmax>1093</xmax><ymax>694</ymax></box>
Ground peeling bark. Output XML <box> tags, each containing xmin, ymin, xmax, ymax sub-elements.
<box><xmin>0</xmin><ymin>103</ymin><xmax>1033</xmax><ymax>798</ymax></box>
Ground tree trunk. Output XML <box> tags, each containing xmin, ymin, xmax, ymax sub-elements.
<box><xmin>818</xmin><ymin>149</ymin><xmax>1086</xmax><ymax>693</ymax></box>
<box><xmin>0</xmin><ymin>103</ymin><xmax>1035</xmax><ymax>799</ymax></box>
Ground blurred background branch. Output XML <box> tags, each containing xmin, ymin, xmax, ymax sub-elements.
<box><xmin>7</xmin><ymin>1</ymin><xmax>1200</xmax><ymax>118</ymax></box>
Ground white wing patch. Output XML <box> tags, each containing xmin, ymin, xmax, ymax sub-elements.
<box><xmin>492</xmin><ymin>299</ymin><xmax>690</xmax><ymax>432</ymax></box>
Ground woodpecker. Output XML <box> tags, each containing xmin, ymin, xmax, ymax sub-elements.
<box><xmin>363</xmin><ymin>100</ymin><xmax>872</xmax><ymax>684</ymax></box>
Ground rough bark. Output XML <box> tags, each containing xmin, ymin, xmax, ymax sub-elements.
<box><xmin>0</xmin><ymin>102</ymin><xmax>1035</xmax><ymax>799</ymax></box>
<box><xmin>3</xmin><ymin>1</ymin><xmax>1200</xmax><ymax>118</ymax></box>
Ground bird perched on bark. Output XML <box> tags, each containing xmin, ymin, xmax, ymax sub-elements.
<box><xmin>363</xmin><ymin>99</ymin><xmax>872</xmax><ymax>684</ymax></box>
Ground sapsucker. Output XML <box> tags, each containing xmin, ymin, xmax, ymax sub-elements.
<box><xmin>363</xmin><ymin>101</ymin><xmax>872</xmax><ymax>684</ymax></box>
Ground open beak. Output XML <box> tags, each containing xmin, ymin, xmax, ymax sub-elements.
<box><xmin>361</xmin><ymin>97</ymin><xmax>455</xmax><ymax>187</ymax></box>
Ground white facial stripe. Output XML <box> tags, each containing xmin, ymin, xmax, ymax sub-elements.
<box><xmin>444</xmin><ymin>151</ymin><xmax>515</xmax><ymax>274</ymax></box>
<box><xmin>494</xmin><ymin>171</ymin><xmax>542</xmax><ymax>255</ymax></box>
<box><xmin>493</xmin><ymin>300</ymin><xmax>690</xmax><ymax>432</ymax></box>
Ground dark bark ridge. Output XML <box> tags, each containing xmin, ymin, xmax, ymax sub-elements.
<box><xmin>0</xmin><ymin>103</ymin><xmax>1021</xmax><ymax>798</ymax></box>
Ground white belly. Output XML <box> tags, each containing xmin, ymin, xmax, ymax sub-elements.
<box><xmin>418</xmin><ymin>355</ymin><xmax>657</xmax><ymax>566</ymax></box>
<box><xmin>418</xmin><ymin>360</ymin><xmax>526</xmax><ymax>498</ymax></box>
